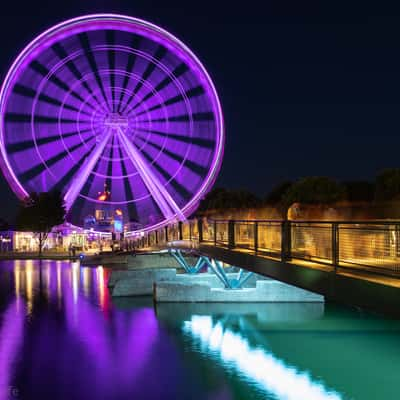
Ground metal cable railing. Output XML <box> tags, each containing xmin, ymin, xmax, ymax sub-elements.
<box><xmin>257</xmin><ymin>221</ymin><xmax>282</xmax><ymax>257</ymax></box>
<box><xmin>291</xmin><ymin>222</ymin><xmax>332</xmax><ymax>264</ymax></box>
<box><xmin>215</xmin><ymin>221</ymin><xmax>229</xmax><ymax>246</ymax></box>
<box><xmin>133</xmin><ymin>219</ymin><xmax>400</xmax><ymax>277</ymax></box>
<box><xmin>339</xmin><ymin>223</ymin><xmax>400</xmax><ymax>273</ymax></box>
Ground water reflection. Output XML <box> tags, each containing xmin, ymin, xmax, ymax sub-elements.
<box><xmin>157</xmin><ymin>302</ymin><xmax>339</xmax><ymax>399</ymax></box>
<box><xmin>156</xmin><ymin>301</ymin><xmax>400</xmax><ymax>400</ymax></box>
<box><xmin>184</xmin><ymin>315</ymin><xmax>341</xmax><ymax>400</ymax></box>
<box><xmin>0</xmin><ymin>300</ymin><xmax>25</xmax><ymax>399</ymax></box>
<box><xmin>2</xmin><ymin>261</ymin><xmax>400</xmax><ymax>400</ymax></box>
<box><xmin>0</xmin><ymin>261</ymin><xmax>222</xmax><ymax>399</ymax></box>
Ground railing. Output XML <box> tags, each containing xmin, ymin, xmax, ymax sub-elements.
<box><xmin>291</xmin><ymin>222</ymin><xmax>332</xmax><ymax>264</ymax></box>
<box><xmin>257</xmin><ymin>221</ymin><xmax>282</xmax><ymax>257</ymax></box>
<box><xmin>133</xmin><ymin>219</ymin><xmax>400</xmax><ymax>277</ymax></box>
<box><xmin>215</xmin><ymin>221</ymin><xmax>229</xmax><ymax>246</ymax></box>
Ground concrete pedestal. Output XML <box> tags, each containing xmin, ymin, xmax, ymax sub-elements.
<box><xmin>111</xmin><ymin>268</ymin><xmax>177</xmax><ymax>296</ymax></box>
<box><xmin>154</xmin><ymin>280</ymin><xmax>324</xmax><ymax>303</ymax></box>
<box><xmin>111</xmin><ymin>270</ymin><xmax>269</xmax><ymax>297</ymax></box>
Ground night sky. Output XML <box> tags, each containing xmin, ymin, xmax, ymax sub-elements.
<box><xmin>1</xmin><ymin>0</ymin><xmax>400</xmax><ymax>221</ymax></box>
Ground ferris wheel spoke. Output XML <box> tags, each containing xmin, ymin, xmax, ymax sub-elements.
<box><xmin>64</xmin><ymin>129</ymin><xmax>113</xmax><ymax>211</ymax></box>
<box><xmin>51</xmin><ymin>43</ymin><xmax>108</xmax><ymax>112</ymax></box>
<box><xmin>105</xmin><ymin>134</ymin><xmax>115</xmax><ymax>194</ymax></box>
<box><xmin>136</xmin><ymin>134</ymin><xmax>208</xmax><ymax>177</ymax></box>
<box><xmin>78</xmin><ymin>33</ymin><xmax>111</xmax><ymax>111</ymax></box>
<box><xmin>137</xmin><ymin>146</ymin><xmax>192</xmax><ymax>201</ymax></box>
<box><xmin>117</xmin><ymin>127</ymin><xmax>185</xmax><ymax>221</ymax></box>
<box><xmin>12</xmin><ymin>83</ymin><xmax>92</xmax><ymax>117</ymax></box>
<box><xmin>119</xmin><ymin>45</ymin><xmax>167</xmax><ymax>114</ymax></box>
<box><xmin>116</xmin><ymin>144</ymin><xmax>139</xmax><ymax>222</ymax></box>
<box><xmin>29</xmin><ymin>60</ymin><xmax>87</xmax><ymax>104</ymax></box>
<box><xmin>129</xmin><ymin>63</ymin><xmax>189</xmax><ymax>113</ymax></box>
<box><xmin>106</xmin><ymin>30</ymin><xmax>116</xmax><ymax>112</ymax></box>
<box><xmin>135</xmin><ymin>127</ymin><xmax>216</xmax><ymax>149</ymax></box>
<box><xmin>4</xmin><ymin>112</ymin><xmax>84</xmax><ymax>125</ymax></box>
<box><xmin>133</xmin><ymin>85</ymin><xmax>205</xmax><ymax>118</ymax></box>
<box><xmin>137</xmin><ymin>111</ymin><xmax>215</xmax><ymax>124</ymax></box>
<box><xmin>6</xmin><ymin>128</ymin><xmax>92</xmax><ymax>154</ymax></box>
<box><xmin>117</xmin><ymin>35</ymin><xmax>142</xmax><ymax>113</ymax></box>
<box><xmin>17</xmin><ymin>135</ymin><xmax>94</xmax><ymax>183</ymax></box>
<box><xmin>50</xmin><ymin>144</ymin><xmax>96</xmax><ymax>192</ymax></box>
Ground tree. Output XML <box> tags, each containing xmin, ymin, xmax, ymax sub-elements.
<box><xmin>264</xmin><ymin>181</ymin><xmax>293</xmax><ymax>205</ymax></box>
<box><xmin>283</xmin><ymin>176</ymin><xmax>346</xmax><ymax>210</ymax></box>
<box><xmin>343</xmin><ymin>181</ymin><xmax>375</xmax><ymax>202</ymax></box>
<box><xmin>198</xmin><ymin>188</ymin><xmax>261</xmax><ymax>212</ymax></box>
<box><xmin>375</xmin><ymin>169</ymin><xmax>400</xmax><ymax>202</ymax></box>
<box><xmin>198</xmin><ymin>188</ymin><xmax>228</xmax><ymax>211</ymax></box>
<box><xmin>16</xmin><ymin>191</ymin><xmax>66</xmax><ymax>256</ymax></box>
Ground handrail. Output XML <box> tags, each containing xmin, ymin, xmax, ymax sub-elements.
<box><xmin>130</xmin><ymin>217</ymin><xmax>400</xmax><ymax>279</ymax></box>
<box><xmin>209</xmin><ymin>219</ymin><xmax>400</xmax><ymax>225</ymax></box>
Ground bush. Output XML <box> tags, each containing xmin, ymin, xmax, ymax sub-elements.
<box><xmin>198</xmin><ymin>188</ymin><xmax>261</xmax><ymax>211</ymax></box>
<box><xmin>283</xmin><ymin>176</ymin><xmax>345</xmax><ymax>208</ymax></box>
<box><xmin>264</xmin><ymin>181</ymin><xmax>293</xmax><ymax>205</ymax></box>
<box><xmin>375</xmin><ymin>169</ymin><xmax>400</xmax><ymax>201</ymax></box>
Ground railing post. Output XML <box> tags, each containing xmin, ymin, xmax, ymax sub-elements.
<box><xmin>178</xmin><ymin>221</ymin><xmax>183</xmax><ymax>241</ymax></box>
<box><xmin>332</xmin><ymin>223</ymin><xmax>339</xmax><ymax>273</ymax></box>
<box><xmin>198</xmin><ymin>219</ymin><xmax>203</xmax><ymax>242</ymax></box>
<box><xmin>281</xmin><ymin>221</ymin><xmax>286</xmax><ymax>261</ymax></box>
<box><xmin>228</xmin><ymin>220</ymin><xmax>235</xmax><ymax>249</ymax></box>
<box><xmin>165</xmin><ymin>226</ymin><xmax>168</xmax><ymax>243</ymax></box>
<box><xmin>155</xmin><ymin>230</ymin><xmax>158</xmax><ymax>244</ymax></box>
<box><xmin>254</xmin><ymin>221</ymin><xmax>258</xmax><ymax>254</ymax></box>
<box><xmin>281</xmin><ymin>220</ymin><xmax>291</xmax><ymax>262</ymax></box>
<box><xmin>213</xmin><ymin>220</ymin><xmax>217</xmax><ymax>246</ymax></box>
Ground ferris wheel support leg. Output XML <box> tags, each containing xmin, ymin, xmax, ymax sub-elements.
<box><xmin>117</xmin><ymin>127</ymin><xmax>185</xmax><ymax>222</ymax></box>
<box><xmin>64</xmin><ymin>130</ymin><xmax>113</xmax><ymax>211</ymax></box>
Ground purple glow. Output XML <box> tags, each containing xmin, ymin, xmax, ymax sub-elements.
<box><xmin>0</xmin><ymin>14</ymin><xmax>224</xmax><ymax>231</ymax></box>
<box><xmin>0</xmin><ymin>300</ymin><xmax>25</xmax><ymax>398</ymax></box>
<box><xmin>61</xmin><ymin>264</ymin><xmax>160</xmax><ymax>392</ymax></box>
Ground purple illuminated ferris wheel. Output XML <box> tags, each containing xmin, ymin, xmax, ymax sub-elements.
<box><xmin>0</xmin><ymin>14</ymin><xmax>224</xmax><ymax>231</ymax></box>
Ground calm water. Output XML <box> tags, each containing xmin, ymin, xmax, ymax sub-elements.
<box><xmin>0</xmin><ymin>260</ymin><xmax>399</xmax><ymax>400</ymax></box>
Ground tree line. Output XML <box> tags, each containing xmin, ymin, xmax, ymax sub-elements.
<box><xmin>10</xmin><ymin>168</ymin><xmax>400</xmax><ymax>255</ymax></box>
<box><xmin>198</xmin><ymin>168</ymin><xmax>400</xmax><ymax>213</ymax></box>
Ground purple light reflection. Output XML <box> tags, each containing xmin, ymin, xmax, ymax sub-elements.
<box><xmin>62</xmin><ymin>264</ymin><xmax>160</xmax><ymax>394</ymax></box>
<box><xmin>0</xmin><ymin>300</ymin><xmax>26</xmax><ymax>399</ymax></box>
<box><xmin>0</xmin><ymin>261</ymin><xmax>231</xmax><ymax>399</ymax></box>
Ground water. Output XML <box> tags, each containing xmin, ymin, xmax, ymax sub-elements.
<box><xmin>0</xmin><ymin>260</ymin><xmax>399</xmax><ymax>400</ymax></box>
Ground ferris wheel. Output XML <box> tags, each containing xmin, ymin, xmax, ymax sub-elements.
<box><xmin>0</xmin><ymin>14</ymin><xmax>224</xmax><ymax>232</ymax></box>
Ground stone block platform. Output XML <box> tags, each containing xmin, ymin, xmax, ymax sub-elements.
<box><xmin>154</xmin><ymin>280</ymin><xmax>324</xmax><ymax>303</ymax></box>
<box><xmin>110</xmin><ymin>269</ymin><xmax>270</xmax><ymax>297</ymax></box>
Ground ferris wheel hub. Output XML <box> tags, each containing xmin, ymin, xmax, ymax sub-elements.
<box><xmin>104</xmin><ymin>113</ymin><xmax>129</xmax><ymax>130</ymax></box>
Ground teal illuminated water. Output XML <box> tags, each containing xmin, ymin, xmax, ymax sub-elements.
<box><xmin>0</xmin><ymin>259</ymin><xmax>399</xmax><ymax>399</ymax></box>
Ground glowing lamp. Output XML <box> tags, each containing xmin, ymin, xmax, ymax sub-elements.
<box><xmin>97</xmin><ymin>194</ymin><xmax>107</xmax><ymax>201</ymax></box>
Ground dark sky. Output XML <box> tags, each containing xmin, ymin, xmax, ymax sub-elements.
<box><xmin>1</xmin><ymin>0</ymin><xmax>400</xmax><ymax>221</ymax></box>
